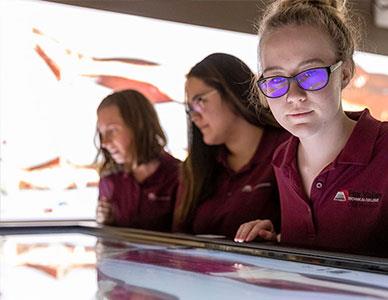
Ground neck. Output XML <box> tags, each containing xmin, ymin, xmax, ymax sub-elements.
<box><xmin>128</xmin><ymin>159</ymin><xmax>160</xmax><ymax>183</ymax></box>
<box><xmin>297</xmin><ymin>112</ymin><xmax>356</xmax><ymax>196</ymax></box>
<box><xmin>300</xmin><ymin>112</ymin><xmax>355</xmax><ymax>161</ymax></box>
<box><xmin>225</xmin><ymin>120</ymin><xmax>264</xmax><ymax>172</ymax></box>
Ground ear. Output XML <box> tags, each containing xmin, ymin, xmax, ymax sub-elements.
<box><xmin>341</xmin><ymin>59</ymin><xmax>354</xmax><ymax>90</ymax></box>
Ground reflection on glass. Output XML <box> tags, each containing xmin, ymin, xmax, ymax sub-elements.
<box><xmin>1</xmin><ymin>233</ymin><xmax>388</xmax><ymax>299</ymax></box>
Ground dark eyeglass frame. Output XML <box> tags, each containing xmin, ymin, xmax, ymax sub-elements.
<box><xmin>185</xmin><ymin>89</ymin><xmax>218</xmax><ymax>116</ymax></box>
<box><xmin>257</xmin><ymin>60</ymin><xmax>343</xmax><ymax>99</ymax></box>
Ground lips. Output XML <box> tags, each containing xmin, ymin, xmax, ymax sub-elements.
<box><xmin>110</xmin><ymin>151</ymin><xmax>124</xmax><ymax>163</ymax></box>
<box><xmin>109</xmin><ymin>150</ymin><xmax>120</xmax><ymax>157</ymax></box>
<box><xmin>197</xmin><ymin>124</ymin><xmax>209</xmax><ymax>131</ymax></box>
<box><xmin>287</xmin><ymin>110</ymin><xmax>313</xmax><ymax>117</ymax></box>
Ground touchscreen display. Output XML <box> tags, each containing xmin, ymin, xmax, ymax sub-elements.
<box><xmin>1</xmin><ymin>233</ymin><xmax>387</xmax><ymax>299</ymax></box>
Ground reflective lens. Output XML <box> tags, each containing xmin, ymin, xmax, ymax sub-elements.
<box><xmin>185</xmin><ymin>89</ymin><xmax>217</xmax><ymax>116</ymax></box>
<box><xmin>185</xmin><ymin>101</ymin><xmax>203</xmax><ymax>115</ymax></box>
<box><xmin>259</xmin><ymin>77</ymin><xmax>289</xmax><ymax>98</ymax></box>
<box><xmin>258</xmin><ymin>61</ymin><xmax>342</xmax><ymax>99</ymax></box>
<box><xmin>296</xmin><ymin>68</ymin><xmax>329</xmax><ymax>91</ymax></box>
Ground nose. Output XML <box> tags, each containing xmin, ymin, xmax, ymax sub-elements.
<box><xmin>285</xmin><ymin>79</ymin><xmax>307</xmax><ymax>103</ymax></box>
<box><xmin>100</xmin><ymin>134</ymin><xmax>111</xmax><ymax>149</ymax></box>
<box><xmin>189</xmin><ymin>111</ymin><xmax>202</xmax><ymax>124</ymax></box>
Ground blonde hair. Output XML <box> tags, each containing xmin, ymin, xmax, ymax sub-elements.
<box><xmin>255</xmin><ymin>0</ymin><xmax>360</xmax><ymax>107</ymax></box>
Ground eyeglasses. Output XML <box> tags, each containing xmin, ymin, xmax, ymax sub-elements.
<box><xmin>257</xmin><ymin>61</ymin><xmax>343</xmax><ymax>99</ymax></box>
<box><xmin>185</xmin><ymin>89</ymin><xmax>218</xmax><ymax>116</ymax></box>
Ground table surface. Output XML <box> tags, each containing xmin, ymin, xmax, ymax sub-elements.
<box><xmin>1</xmin><ymin>222</ymin><xmax>388</xmax><ymax>300</ymax></box>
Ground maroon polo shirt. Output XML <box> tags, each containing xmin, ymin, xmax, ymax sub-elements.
<box><xmin>180</xmin><ymin>127</ymin><xmax>289</xmax><ymax>238</ymax></box>
<box><xmin>98</xmin><ymin>152</ymin><xmax>181</xmax><ymax>231</ymax></box>
<box><xmin>273</xmin><ymin>109</ymin><xmax>388</xmax><ymax>257</ymax></box>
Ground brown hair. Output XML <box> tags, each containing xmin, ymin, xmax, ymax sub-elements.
<box><xmin>95</xmin><ymin>89</ymin><xmax>166</xmax><ymax>174</ymax></box>
<box><xmin>173</xmin><ymin>52</ymin><xmax>280</xmax><ymax>229</ymax></box>
<box><xmin>256</xmin><ymin>0</ymin><xmax>359</xmax><ymax>107</ymax></box>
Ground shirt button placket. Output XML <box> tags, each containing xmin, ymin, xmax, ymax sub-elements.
<box><xmin>306</xmin><ymin>207</ymin><xmax>315</xmax><ymax>237</ymax></box>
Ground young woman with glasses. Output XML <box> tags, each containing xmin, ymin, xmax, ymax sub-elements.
<box><xmin>235</xmin><ymin>0</ymin><xmax>388</xmax><ymax>257</ymax></box>
<box><xmin>172</xmin><ymin>53</ymin><xmax>290</xmax><ymax>238</ymax></box>
<box><xmin>95</xmin><ymin>90</ymin><xmax>180</xmax><ymax>231</ymax></box>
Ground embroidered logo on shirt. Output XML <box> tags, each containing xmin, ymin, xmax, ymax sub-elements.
<box><xmin>348</xmin><ymin>191</ymin><xmax>381</xmax><ymax>203</ymax></box>
<box><xmin>148</xmin><ymin>192</ymin><xmax>157</xmax><ymax>201</ymax></box>
<box><xmin>333</xmin><ymin>190</ymin><xmax>381</xmax><ymax>204</ymax></box>
<box><xmin>241</xmin><ymin>182</ymin><xmax>271</xmax><ymax>193</ymax></box>
<box><xmin>147</xmin><ymin>192</ymin><xmax>171</xmax><ymax>202</ymax></box>
<box><xmin>333</xmin><ymin>190</ymin><xmax>348</xmax><ymax>201</ymax></box>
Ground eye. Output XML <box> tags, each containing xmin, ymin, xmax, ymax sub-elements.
<box><xmin>195</xmin><ymin>96</ymin><xmax>207</xmax><ymax>103</ymax></box>
<box><xmin>106</xmin><ymin>127</ymin><xmax>119</xmax><ymax>137</ymax></box>
<box><xmin>269</xmin><ymin>77</ymin><xmax>287</xmax><ymax>84</ymax></box>
<box><xmin>302</xmin><ymin>69</ymin><xmax>318</xmax><ymax>78</ymax></box>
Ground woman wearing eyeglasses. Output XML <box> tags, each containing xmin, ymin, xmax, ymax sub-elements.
<box><xmin>172</xmin><ymin>53</ymin><xmax>290</xmax><ymax>238</ymax></box>
<box><xmin>235</xmin><ymin>0</ymin><xmax>388</xmax><ymax>257</ymax></box>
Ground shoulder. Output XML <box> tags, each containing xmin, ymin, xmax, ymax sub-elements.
<box><xmin>379</xmin><ymin>119</ymin><xmax>388</xmax><ymax>136</ymax></box>
<box><xmin>159</xmin><ymin>151</ymin><xmax>182</xmax><ymax>169</ymax></box>
<box><xmin>99</xmin><ymin>171</ymin><xmax>127</xmax><ymax>188</ymax></box>
<box><xmin>339</xmin><ymin>110</ymin><xmax>388</xmax><ymax>166</ymax></box>
<box><xmin>375</xmin><ymin>120</ymin><xmax>388</xmax><ymax>149</ymax></box>
<box><xmin>99</xmin><ymin>172</ymin><xmax>124</xmax><ymax>198</ymax></box>
<box><xmin>100</xmin><ymin>171</ymin><xmax>120</xmax><ymax>181</ymax></box>
<box><xmin>154</xmin><ymin>151</ymin><xmax>181</xmax><ymax>180</ymax></box>
<box><xmin>351</xmin><ymin>110</ymin><xmax>388</xmax><ymax>147</ymax></box>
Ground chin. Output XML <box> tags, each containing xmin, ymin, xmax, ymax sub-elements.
<box><xmin>288</xmin><ymin>124</ymin><xmax>320</xmax><ymax>139</ymax></box>
<box><xmin>112</xmin><ymin>156</ymin><xmax>124</xmax><ymax>164</ymax></box>
<box><xmin>202</xmin><ymin>136</ymin><xmax>218</xmax><ymax>146</ymax></box>
<box><xmin>203</xmin><ymin>139</ymin><xmax>215</xmax><ymax>145</ymax></box>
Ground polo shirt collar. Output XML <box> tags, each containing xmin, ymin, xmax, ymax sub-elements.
<box><xmin>272</xmin><ymin>135</ymin><xmax>298</xmax><ymax>169</ymax></box>
<box><xmin>216</xmin><ymin>145</ymin><xmax>229</xmax><ymax>168</ymax></box>
<box><xmin>337</xmin><ymin>109</ymin><xmax>380</xmax><ymax>165</ymax></box>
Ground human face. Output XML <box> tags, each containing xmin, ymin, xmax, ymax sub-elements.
<box><xmin>97</xmin><ymin>104</ymin><xmax>132</xmax><ymax>165</ymax></box>
<box><xmin>186</xmin><ymin>77</ymin><xmax>239</xmax><ymax>145</ymax></box>
<box><xmin>259</xmin><ymin>25</ymin><xmax>350</xmax><ymax>139</ymax></box>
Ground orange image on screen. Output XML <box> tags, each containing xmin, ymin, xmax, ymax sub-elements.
<box><xmin>343</xmin><ymin>65</ymin><xmax>388</xmax><ymax>121</ymax></box>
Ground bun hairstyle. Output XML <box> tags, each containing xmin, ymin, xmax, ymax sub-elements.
<box><xmin>257</xmin><ymin>0</ymin><xmax>358</xmax><ymax>75</ymax></box>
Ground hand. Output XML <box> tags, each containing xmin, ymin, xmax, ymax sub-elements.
<box><xmin>234</xmin><ymin>219</ymin><xmax>278</xmax><ymax>243</ymax></box>
<box><xmin>96</xmin><ymin>198</ymin><xmax>114</xmax><ymax>225</ymax></box>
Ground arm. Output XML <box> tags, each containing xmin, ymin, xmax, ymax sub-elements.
<box><xmin>96</xmin><ymin>176</ymin><xmax>115</xmax><ymax>225</ymax></box>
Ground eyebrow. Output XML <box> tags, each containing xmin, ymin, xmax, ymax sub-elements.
<box><xmin>190</xmin><ymin>89</ymin><xmax>216</xmax><ymax>102</ymax></box>
<box><xmin>98</xmin><ymin>122</ymin><xmax>121</xmax><ymax>131</ymax></box>
<box><xmin>262</xmin><ymin>58</ymin><xmax>327</xmax><ymax>74</ymax></box>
